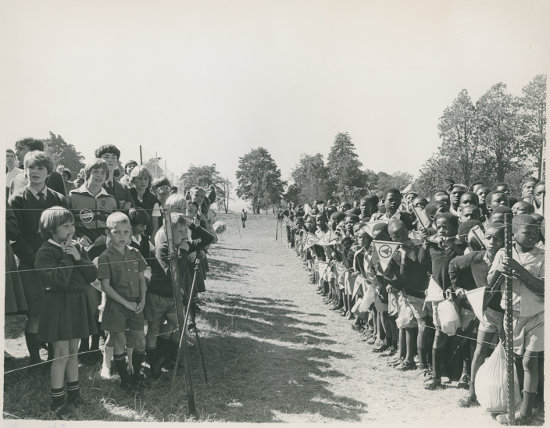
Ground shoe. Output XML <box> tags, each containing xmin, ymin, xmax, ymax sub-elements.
<box><xmin>366</xmin><ymin>337</ymin><xmax>377</xmax><ymax>345</ymax></box>
<box><xmin>458</xmin><ymin>393</ymin><xmax>479</xmax><ymax>408</ymax></box>
<box><xmin>381</xmin><ymin>346</ymin><xmax>397</xmax><ymax>357</ymax></box>
<box><xmin>396</xmin><ymin>360</ymin><xmax>417</xmax><ymax>371</ymax></box>
<box><xmin>51</xmin><ymin>403</ymin><xmax>74</xmax><ymax>420</ymax></box>
<box><xmin>100</xmin><ymin>364</ymin><xmax>112</xmax><ymax>379</ymax></box>
<box><xmin>423</xmin><ymin>377</ymin><xmax>443</xmax><ymax>390</ymax></box>
<box><xmin>351</xmin><ymin>324</ymin><xmax>364</xmax><ymax>331</ymax></box>
<box><xmin>417</xmin><ymin>362</ymin><xmax>428</xmax><ymax>371</ymax></box>
<box><xmin>373</xmin><ymin>344</ymin><xmax>389</xmax><ymax>353</ymax></box>
<box><xmin>388</xmin><ymin>357</ymin><xmax>404</xmax><ymax>367</ymax></box>
<box><xmin>67</xmin><ymin>396</ymin><xmax>84</xmax><ymax>408</ymax></box>
<box><xmin>496</xmin><ymin>412</ymin><xmax>534</xmax><ymax>426</ymax></box>
<box><xmin>457</xmin><ymin>374</ymin><xmax>470</xmax><ymax>389</ymax></box>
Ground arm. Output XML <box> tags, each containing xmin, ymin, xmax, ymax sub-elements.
<box><xmin>9</xmin><ymin>196</ymin><xmax>36</xmax><ymax>265</ymax></box>
<box><xmin>35</xmin><ymin>247</ymin><xmax>74</xmax><ymax>289</ymax></box>
<box><xmin>448</xmin><ymin>257</ymin><xmax>466</xmax><ymax>298</ymax></box>
<box><xmin>506</xmin><ymin>257</ymin><xmax>545</xmax><ymax>298</ymax></box>
<box><xmin>101</xmin><ymin>278</ymin><xmax>135</xmax><ymax>311</ymax></box>
<box><xmin>136</xmin><ymin>272</ymin><xmax>147</xmax><ymax>313</ymax></box>
<box><xmin>75</xmin><ymin>244</ymin><xmax>99</xmax><ymax>283</ymax></box>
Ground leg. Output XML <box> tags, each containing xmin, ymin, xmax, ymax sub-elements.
<box><xmin>66</xmin><ymin>339</ymin><xmax>82</xmax><ymax>406</ymax></box>
<box><xmin>521</xmin><ymin>352</ymin><xmax>542</xmax><ymax>418</ymax></box>
<box><xmin>425</xmin><ymin>330</ymin><xmax>447</xmax><ymax>389</ymax></box>
<box><xmin>50</xmin><ymin>340</ymin><xmax>72</xmax><ymax>417</ymax></box>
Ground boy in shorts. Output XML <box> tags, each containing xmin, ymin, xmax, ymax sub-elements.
<box><xmin>489</xmin><ymin>215</ymin><xmax>544</xmax><ymax>425</ymax></box>
<box><xmin>98</xmin><ymin>212</ymin><xmax>147</xmax><ymax>391</ymax></box>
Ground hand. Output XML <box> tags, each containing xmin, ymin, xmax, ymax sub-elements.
<box><xmin>188</xmin><ymin>252</ymin><xmax>197</xmax><ymax>263</ymax></box>
<box><xmin>502</xmin><ymin>256</ymin><xmax>522</xmax><ymax>272</ymax></box>
<box><xmin>455</xmin><ymin>288</ymin><xmax>466</xmax><ymax>299</ymax></box>
<box><xmin>419</xmin><ymin>226</ymin><xmax>428</xmax><ymax>241</ymax></box>
<box><xmin>125</xmin><ymin>301</ymin><xmax>138</xmax><ymax>312</ymax></box>
<box><xmin>62</xmin><ymin>237</ymin><xmax>81</xmax><ymax>261</ymax></box>
<box><xmin>135</xmin><ymin>299</ymin><xmax>145</xmax><ymax>314</ymax></box>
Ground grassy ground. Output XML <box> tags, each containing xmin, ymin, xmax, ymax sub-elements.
<box><xmin>3</xmin><ymin>213</ymin><xmax>545</xmax><ymax>424</ymax></box>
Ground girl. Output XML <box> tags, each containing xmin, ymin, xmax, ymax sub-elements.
<box><xmin>129</xmin><ymin>165</ymin><xmax>161</xmax><ymax>239</ymax></box>
<box><xmin>35</xmin><ymin>207</ymin><xmax>98</xmax><ymax>419</ymax></box>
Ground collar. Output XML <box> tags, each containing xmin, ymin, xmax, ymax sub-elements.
<box><xmin>76</xmin><ymin>183</ymin><xmax>110</xmax><ymax>198</ymax></box>
<box><xmin>107</xmin><ymin>244</ymin><xmax>129</xmax><ymax>256</ymax></box>
<box><xmin>132</xmin><ymin>234</ymin><xmax>142</xmax><ymax>245</ymax></box>
<box><xmin>48</xmin><ymin>239</ymin><xmax>63</xmax><ymax>248</ymax></box>
<box><xmin>27</xmin><ymin>185</ymin><xmax>47</xmax><ymax>199</ymax></box>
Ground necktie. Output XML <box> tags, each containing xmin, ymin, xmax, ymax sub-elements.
<box><xmin>37</xmin><ymin>192</ymin><xmax>46</xmax><ymax>202</ymax></box>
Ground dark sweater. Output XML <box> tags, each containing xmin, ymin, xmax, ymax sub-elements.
<box><xmin>35</xmin><ymin>241</ymin><xmax>98</xmax><ymax>293</ymax></box>
<box><xmin>8</xmin><ymin>187</ymin><xmax>67</xmax><ymax>267</ymax></box>
<box><xmin>419</xmin><ymin>240</ymin><xmax>465</xmax><ymax>291</ymax></box>
<box><xmin>103</xmin><ymin>179</ymin><xmax>133</xmax><ymax>212</ymax></box>
<box><xmin>386</xmin><ymin>245</ymin><xmax>429</xmax><ymax>298</ymax></box>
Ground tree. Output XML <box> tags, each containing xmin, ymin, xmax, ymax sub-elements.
<box><xmin>43</xmin><ymin>132</ymin><xmax>85</xmax><ymax>176</ymax></box>
<box><xmin>219</xmin><ymin>178</ymin><xmax>233</xmax><ymax>213</ymax></box>
<box><xmin>520</xmin><ymin>74</ymin><xmax>546</xmax><ymax>179</ymax></box>
<box><xmin>179</xmin><ymin>164</ymin><xmax>231</xmax><ymax>211</ymax></box>
<box><xmin>235</xmin><ymin>147</ymin><xmax>286</xmax><ymax>214</ymax></box>
<box><xmin>290</xmin><ymin>153</ymin><xmax>330</xmax><ymax>204</ymax></box>
<box><xmin>326</xmin><ymin>132</ymin><xmax>365</xmax><ymax>201</ymax></box>
<box><xmin>375</xmin><ymin>171</ymin><xmax>414</xmax><ymax>191</ymax></box>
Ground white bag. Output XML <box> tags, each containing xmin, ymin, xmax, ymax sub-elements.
<box><xmin>396</xmin><ymin>295</ymin><xmax>417</xmax><ymax>329</ymax></box>
<box><xmin>364</xmin><ymin>281</ymin><xmax>376</xmax><ymax>310</ymax></box>
<box><xmin>476</xmin><ymin>342</ymin><xmax>521</xmax><ymax>413</ymax></box>
<box><xmin>437</xmin><ymin>299</ymin><xmax>461</xmax><ymax>336</ymax></box>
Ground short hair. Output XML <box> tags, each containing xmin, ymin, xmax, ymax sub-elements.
<box><xmin>84</xmin><ymin>159</ymin><xmax>109</xmax><ymax>180</ymax></box>
<box><xmin>6</xmin><ymin>148</ymin><xmax>14</xmax><ymax>154</ymax></box>
<box><xmin>106</xmin><ymin>211</ymin><xmax>130</xmax><ymax>229</ymax></box>
<box><xmin>360</xmin><ymin>194</ymin><xmax>379</xmax><ymax>206</ymax></box>
<box><xmin>512</xmin><ymin>201</ymin><xmax>535</xmax><ymax>214</ymax></box>
<box><xmin>461</xmin><ymin>205</ymin><xmax>480</xmax><ymax>219</ymax></box>
<box><xmin>388</xmin><ymin>218</ymin><xmax>406</xmax><ymax>233</ymax></box>
<box><xmin>124</xmin><ymin>160</ymin><xmax>138</xmax><ymax>169</ymax></box>
<box><xmin>383</xmin><ymin>188</ymin><xmax>401</xmax><ymax>200</ymax></box>
<box><xmin>16</xmin><ymin>138</ymin><xmax>44</xmax><ymax>152</ymax></box>
<box><xmin>39</xmin><ymin>206</ymin><xmax>74</xmax><ymax>240</ymax></box>
<box><xmin>450</xmin><ymin>184</ymin><xmax>468</xmax><ymax>193</ymax></box>
<box><xmin>493</xmin><ymin>206</ymin><xmax>513</xmax><ymax>215</ymax></box>
<box><xmin>151</xmin><ymin>176</ymin><xmax>171</xmax><ymax>191</ymax></box>
<box><xmin>435</xmin><ymin>212</ymin><xmax>459</xmax><ymax>230</ymax></box>
<box><xmin>434</xmin><ymin>191</ymin><xmax>450</xmax><ymax>199</ymax></box>
<box><xmin>169</xmin><ymin>212</ymin><xmax>187</xmax><ymax>228</ymax></box>
<box><xmin>522</xmin><ymin>177</ymin><xmax>538</xmax><ymax>188</ymax></box>
<box><xmin>485</xmin><ymin>221</ymin><xmax>505</xmax><ymax>235</ymax></box>
<box><xmin>23</xmin><ymin>151</ymin><xmax>53</xmax><ymax>174</ymax></box>
<box><xmin>165</xmin><ymin>194</ymin><xmax>188</xmax><ymax>213</ymax></box>
<box><xmin>460</xmin><ymin>191</ymin><xmax>479</xmax><ymax>206</ymax></box>
<box><xmin>330</xmin><ymin>211</ymin><xmax>346</xmax><ymax>223</ymax></box>
<box><xmin>348</xmin><ymin>208</ymin><xmax>361</xmax><ymax>217</ymax></box>
<box><xmin>94</xmin><ymin>144</ymin><xmax>121</xmax><ymax>159</ymax></box>
<box><xmin>345</xmin><ymin>213</ymin><xmax>360</xmax><ymax>223</ymax></box>
<box><xmin>315</xmin><ymin>212</ymin><xmax>328</xmax><ymax>222</ymax></box>
<box><xmin>128</xmin><ymin>207</ymin><xmax>151</xmax><ymax>227</ymax></box>
<box><xmin>535</xmin><ymin>181</ymin><xmax>545</xmax><ymax>191</ymax></box>
<box><xmin>372</xmin><ymin>222</ymin><xmax>389</xmax><ymax>235</ymax></box>
<box><xmin>187</xmin><ymin>201</ymin><xmax>199</xmax><ymax>211</ymax></box>
<box><xmin>130</xmin><ymin>165</ymin><xmax>152</xmax><ymax>189</ymax></box>
<box><xmin>412</xmin><ymin>196</ymin><xmax>428</xmax><ymax>205</ymax></box>
<box><xmin>188</xmin><ymin>186</ymin><xmax>205</xmax><ymax>197</ymax></box>
<box><xmin>469</xmin><ymin>181</ymin><xmax>485</xmax><ymax>191</ymax></box>
<box><xmin>512</xmin><ymin>214</ymin><xmax>538</xmax><ymax>233</ymax></box>
<box><xmin>485</xmin><ymin>190</ymin><xmax>507</xmax><ymax>206</ymax></box>
<box><xmin>458</xmin><ymin>219</ymin><xmax>481</xmax><ymax>241</ymax></box>
<box><xmin>491</xmin><ymin>181</ymin><xmax>509</xmax><ymax>191</ymax></box>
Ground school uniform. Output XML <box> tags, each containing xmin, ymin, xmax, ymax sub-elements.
<box><xmin>35</xmin><ymin>240</ymin><xmax>98</xmax><ymax>341</ymax></box>
<box><xmin>5</xmin><ymin>207</ymin><xmax>28</xmax><ymax>315</ymax></box>
<box><xmin>10</xmin><ymin>170</ymin><xmax>67</xmax><ymax>196</ymax></box>
<box><xmin>103</xmin><ymin>178</ymin><xmax>133</xmax><ymax>212</ymax></box>
<box><xmin>129</xmin><ymin>188</ymin><xmax>160</xmax><ymax>238</ymax></box>
<box><xmin>97</xmin><ymin>245</ymin><xmax>148</xmax><ymax>332</ymax></box>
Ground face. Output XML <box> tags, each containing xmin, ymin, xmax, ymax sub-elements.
<box><xmin>514</xmin><ymin>225</ymin><xmax>539</xmax><ymax>249</ymax></box>
<box><xmin>534</xmin><ymin>184</ymin><xmax>545</xmax><ymax>206</ymax></box>
<box><xmin>435</xmin><ymin>217</ymin><xmax>457</xmax><ymax>238</ymax></box>
<box><xmin>6</xmin><ymin>151</ymin><xmax>16</xmax><ymax>168</ymax></box>
<box><xmin>435</xmin><ymin>204</ymin><xmax>449</xmax><ymax>215</ymax></box>
<box><xmin>472</xmin><ymin>183</ymin><xmax>483</xmax><ymax>193</ymax></box>
<box><xmin>340</xmin><ymin>202</ymin><xmax>351</xmax><ymax>212</ymax></box>
<box><xmin>490</xmin><ymin>193</ymin><xmax>508</xmax><ymax>210</ymax></box>
<box><xmin>100</xmin><ymin>153</ymin><xmax>118</xmax><ymax>172</ymax></box>
<box><xmin>132</xmin><ymin>173</ymin><xmax>150</xmax><ymax>192</ymax></box>
<box><xmin>406</xmin><ymin>193</ymin><xmax>417</xmax><ymax>205</ymax></box>
<box><xmin>52</xmin><ymin>220</ymin><xmax>75</xmax><ymax>243</ymax></box>
<box><xmin>450</xmin><ymin>188</ymin><xmax>464</xmax><ymax>206</ymax></box>
<box><xmin>190</xmin><ymin>189</ymin><xmax>205</xmax><ymax>206</ymax></box>
<box><xmin>372</xmin><ymin>228</ymin><xmax>389</xmax><ymax>241</ymax></box>
<box><xmin>155</xmin><ymin>185</ymin><xmax>171</xmax><ymax>204</ymax></box>
<box><xmin>87</xmin><ymin>167</ymin><xmax>107</xmax><ymax>187</ymax></box>
<box><xmin>485</xmin><ymin>227</ymin><xmax>504</xmax><ymax>254</ymax></box>
<box><xmin>496</xmin><ymin>184</ymin><xmax>509</xmax><ymax>194</ymax></box>
<box><xmin>412</xmin><ymin>197</ymin><xmax>427</xmax><ymax>210</ymax></box>
<box><xmin>186</xmin><ymin>204</ymin><xmax>198</xmax><ymax>218</ymax></box>
<box><xmin>389</xmin><ymin>225</ymin><xmax>408</xmax><ymax>243</ymax></box>
<box><xmin>172</xmin><ymin>224</ymin><xmax>188</xmax><ymax>247</ymax></box>
<box><xmin>132</xmin><ymin>223</ymin><xmax>146</xmax><ymax>236</ymax></box>
<box><xmin>522</xmin><ymin>181</ymin><xmax>537</xmax><ymax>198</ymax></box>
<box><xmin>434</xmin><ymin>194</ymin><xmax>450</xmax><ymax>208</ymax></box>
<box><xmin>26</xmin><ymin>164</ymin><xmax>49</xmax><ymax>186</ymax></box>
<box><xmin>316</xmin><ymin>214</ymin><xmax>326</xmax><ymax>229</ymax></box>
<box><xmin>360</xmin><ymin>201</ymin><xmax>374</xmax><ymax>218</ymax></box>
<box><xmin>491</xmin><ymin>213</ymin><xmax>505</xmax><ymax>224</ymax></box>
<box><xmin>305</xmin><ymin>217</ymin><xmax>316</xmax><ymax>232</ymax></box>
<box><xmin>460</xmin><ymin>193</ymin><xmax>477</xmax><ymax>207</ymax></box>
<box><xmin>460</xmin><ymin>206</ymin><xmax>479</xmax><ymax>222</ymax></box>
<box><xmin>108</xmin><ymin>222</ymin><xmax>132</xmax><ymax>248</ymax></box>
<box><xmin>15</xmin><ymin>143</ymin><xmax>30</xmax><ymax>164</ymax></box>
<box><xmin>125</xmin><ymin>163</ymin><xmax>137</xmax><ymax>175</ymax></box>
<box><xmin>384</xmin><ymin>192</ymin><xmax>400</xmax><ymax>214</ymax></box>
<box><xmin>344</xmin><ymin>216</ymin><xmax>357</xmax><ymax>232</ymax></box>
<box><xmin>512</xmin><ymin>202</ymin><xmax>530</xmax><ymax>215</ymax></box>
<box><xmin>476</xmin><ymin>187</ymin><xmax>489</xmax><ymax>205</ymax></box>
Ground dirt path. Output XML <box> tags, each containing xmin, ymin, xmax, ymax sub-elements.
<box><xmin>3</xmin><ymin>213</ymin><xmax>536</xmax><ymax>424</ymax></box>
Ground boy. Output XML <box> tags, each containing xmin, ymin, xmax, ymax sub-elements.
<box><xmin>533</xmin><ymin>181</ymin><xmax>545</xmax><ymax>216</ymax></box>
<box><xmin>359</xmin><ymin>195</ymin><xmax>379</xmax><ymax>222</ymax></box>
<box><xmin>449</xmin><ymin>184</ymin><xmax>467</xmax><ymax>216</ymax></box>
<box><xmin>95</xmin><ymin>144</ymin><xmax>133</xmax><ymax>211</ymax></box>
<box><xmin>512</xmin><ymin>201</ymin><xmax>535</xmax><ymax>216</ymax></box>
<box><xmin>371</xmin><ymin>188</ymin><xmax>414</xmax><ymax>230</ymax></box>
<box><xmin>419</xmin><ymin>212</ymin><xmax>465</xmax><ymax>389</ymax></box>
<box><xmin>98</xmin><ymin>212</ymin><xmax>148</xmax><ymax>391</ymax></box>
<box><xmin>9</xmin><ymin>151</ymin><xmax>67</xmax><ymax>364</ymax></box>
<box><xmin>459</xmin><ymin>206</ymin><xmax>480</xmax><ymax>223</ymax></box>
<box><xmin>450</xmin><ymin>222</ymin><xmax>505</xmax><ymax>408</ymax></box>
<box><xmin>489</xmin><ymin>215</ymin><xmax>544</xmax><ymax>425</ymax></box>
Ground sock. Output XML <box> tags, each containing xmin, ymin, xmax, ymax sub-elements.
<box><xmin>24</xmin><ymin>332</ymin><xmax>40</xmax><ymax>363</ymax></box>
<box><xmin>50</xmin><ymin>387</ymin><xmax>65</xmax><ymax>409</ymax></box>
<box><xmin>79</xmin><ymin>338</ymin><xmax>90</xmax><ymax>353</ymax></box>
<box><xmin>90</xmin><ymin>334</ymin><xmax>100</xmax><ymax>351</ymax></box>
<box><xmin>113</xmin><ymin>353</ymin><xmax>130</xmax><ymax>385</ymax></box>
<box><xmin>67</xmin><ymin>381</ymin><xmax>80</xmax><ymax>402</ymax></box>
<box><xmin>132</xmin><ymin>351</ymin><xmax>145</xmax><ymax>378</ymax></box>
<box><xmin>47</xmin><ymin>342</ymin><xmax>54</xmax><ymax>361</ymax></box>
<box><xmin>432</xmin><ymin>348</ymin><xmax>442</xmax><ymax>380</ymax></box>
<box><xmin>103</xmin><ymin>345</ymin><xmax>114</xmax><ymax>370</ymax></box>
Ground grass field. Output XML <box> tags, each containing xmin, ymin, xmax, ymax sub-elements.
<box><xmin>2</xmin><ymin>213</ymin><xmax>545</xmax><ymax>424</ymax></box>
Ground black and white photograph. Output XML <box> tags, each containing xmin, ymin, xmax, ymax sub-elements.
<box><xmin>1</xmin><ymin>0</ymin><xmax>548</xmax><ymax>425</ymax></box>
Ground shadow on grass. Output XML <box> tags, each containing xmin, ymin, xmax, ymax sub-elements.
<box><xmin>187</xmin><ymin>292</ymin><xmax>367</xmax><ymax>421</ymax></box>
<box><xmin>206</xmin><ymin>258</ymin><xmax>256</xmax><ymax>282</ymax></box>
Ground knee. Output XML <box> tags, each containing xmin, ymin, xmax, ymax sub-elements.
<box><xmin>523</xmin><ymin>354</ymin><xmax>540</xmax><ymax>373</ymax></box>
<box><xmin>132</xmin><ymin>333</ymin><xmax>146</xmax><ymax>352</ymax></box>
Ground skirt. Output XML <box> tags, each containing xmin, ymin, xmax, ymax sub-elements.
<box><xmin>5</xmin><ymin>243</ymin><xmax>28</xmax><ymax>315</ymax></box>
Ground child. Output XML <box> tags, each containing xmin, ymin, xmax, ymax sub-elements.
<box><xmin>459</xmin><ymin>206</ymin><xmax>480</xmax><ymax>223</ymax></box>
<box><xmin>145</xmin><ymin>213</ymin><xmax>213</xmax><ymax>377</ymax></box>
<box><xmin>35</xmin><ymin>207</ymin><xmax>98</xmax><ymax>419</ymax></box>
<box><xmin>488</xmin><ymin>206</ymin><xmax>513</xmax><ymax>225</ymax></box>
<box><xmin>533</xmin><ymin>181</ymin><xmax>545</xmax><ymax>215</ymax></box>
<box><xmin>95</xmin><ymin>144</ymin><xmax>133</xmax><ymax>211</ymax></box>
<box><xmin>98</xmin><ymin>212</ymin><xmax>148</xmax><ymax>391</ymax></box>
<box><xmin>151</xmin><ymin>176</ymin><xmax>172</xmax><ymax>230</ymax></box>
<box><xmin>489</xmin><ymin>215</ymin><xmax>544</xmax><ymax>425</ymax></box>
<box><xmin>485</xmin><ymin>190</ymin><xmax>509</xmax><ymax>214</ymax></box>
<box><xmin>419</xmin><ymin>212</ymin><xmax>465</xmax><ymax>389</ymax></box>
<box><xmin>359</xmin><ymin>195</ymin><xmax>379</xmax><ymax>222</ymax></box>
<box><xmin>371</xmin><ymin>188</ymin><xmax>414</xmax><ymax>230</ymax></box>
<box><xmin>450</xmin><ymin>222</ymin><xmax>505</xmax><ymax>408</ymax></box>
<box><xmin>512</xmin><ymin>201</ymin><xmax>535</xmax><ymax>215</ymax></box>
<box><xmin>9</xmin><ymin>151</ymin><xmax>67</xmax><ymax>364</ymax></box>
<box><xmin>128</xmin><ymin>166</ymin><xmax>161</xmax><ymax>239</ymax></box>
<box><xmin>449</xmin><ymin>184</ymin><xmax>467</xmax><ymax>216</ymax></box>
<box><xmin>475</xmin><ymin>184</ymin><xmax>491</xmax><ymax>221</ymax></box>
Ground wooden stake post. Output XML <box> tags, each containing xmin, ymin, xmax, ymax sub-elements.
<box><xmin>504</xmin><ymin>213</ymin><xmax>515</xmax><ymax>425</ymax></box>
<box><xmin>163</xmin><ymin>206</ymin><xmax>197</xmax><ymax>416</ymax></box>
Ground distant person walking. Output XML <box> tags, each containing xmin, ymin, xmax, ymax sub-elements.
<box><xmin>241</xmin><ymin>209</ymin><xmax>247</xmax><ymax>228</ymax></box>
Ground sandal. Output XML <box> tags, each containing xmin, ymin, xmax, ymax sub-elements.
<box><xmin>457</xmin><ymin>373</ymin><xmax>470</xmax><ymax>389</ymax></box>
<box><xmin>496</xmin><ymin>412</ymin><xmax>534</xmax><ymax>426</ymax></box>
<box><xmin>423</xmin><ymin>377</ymin><xmax>443</xmax><ymax>390</ymax></box>
<box><xmin>396</xmin><ymin>360</ymin><xmax>417</xmax><ymax>371</ymax></box>
<box><xmin>458</xmin><ymin>393</ymin><xmax>479</xmax><ymax>408</ymax></box>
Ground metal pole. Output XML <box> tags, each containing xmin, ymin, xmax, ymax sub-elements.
<box><xmin>504</xmin><ymin>212</ymin><xmax>515</xmax><ymax>425</ymax></box>
<box><xmin>139</xmin><ymin>145</ymin><xmax>143</xmax><ymax>165</ymax></box>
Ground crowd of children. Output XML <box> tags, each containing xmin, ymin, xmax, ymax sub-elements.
<box><xmin>5</xmin><ymin>139</ymin><xmax>219</xmax><ymax>419</ymax></box>
<box><xmin>280</xmin><ymin>180</ymin><xmax>545</xmax><ymax>426</ymax></box>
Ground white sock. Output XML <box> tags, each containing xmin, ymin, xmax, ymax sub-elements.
<box><xmin>103</xmin><ymin>345</ymin><xmax>113</xmax><ymax>369</ymax></box>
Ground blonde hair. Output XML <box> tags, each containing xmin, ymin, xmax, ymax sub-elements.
<box><xmin>106</xmin><ymin>211</ymin><xmax>130</xmax><ymax>229</ymax></box>
<box><xmin>165</xmin><ymin>194</ymin><xmax>188</xmax><ymax>213</ymax></box>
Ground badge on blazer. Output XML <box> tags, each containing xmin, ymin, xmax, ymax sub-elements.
<box><xmin>80</xmin><ymin>209</ymin><xmax>94</xmax><ymax>223</ymax></box>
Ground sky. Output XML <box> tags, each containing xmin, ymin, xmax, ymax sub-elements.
<box><xmin>1</xmin><ymin>0</ymin><xmax>549</xmax><ymax>209</ymax></box>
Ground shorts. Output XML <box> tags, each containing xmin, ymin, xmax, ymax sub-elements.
<box><xmin>144</xmin><ymin>293</ymin><xmax>176</xmax><ymax>323</ymax></box>
<box><xmin>403</xmin><ymin>294</ymin><xmax>426</xmax><ymax>322</ymax></box>
<box><xmin>478</xmin><ymin>307</ymin><xmax>504</xmax><ymax>334</ymax></box>
<box><xmin>102</xmin><ymin>299</ymin><xmax>144</xmax><ymax>333</ymax></box>
<box><xmin>374</xmin><ymin>292</ymin><xmax>388</xmax><ymax>312</ymax></box>
<box><xmin>513</xmin><ymin>311</ymin><xmax>544</xmax><ymax>355</ymax></box>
